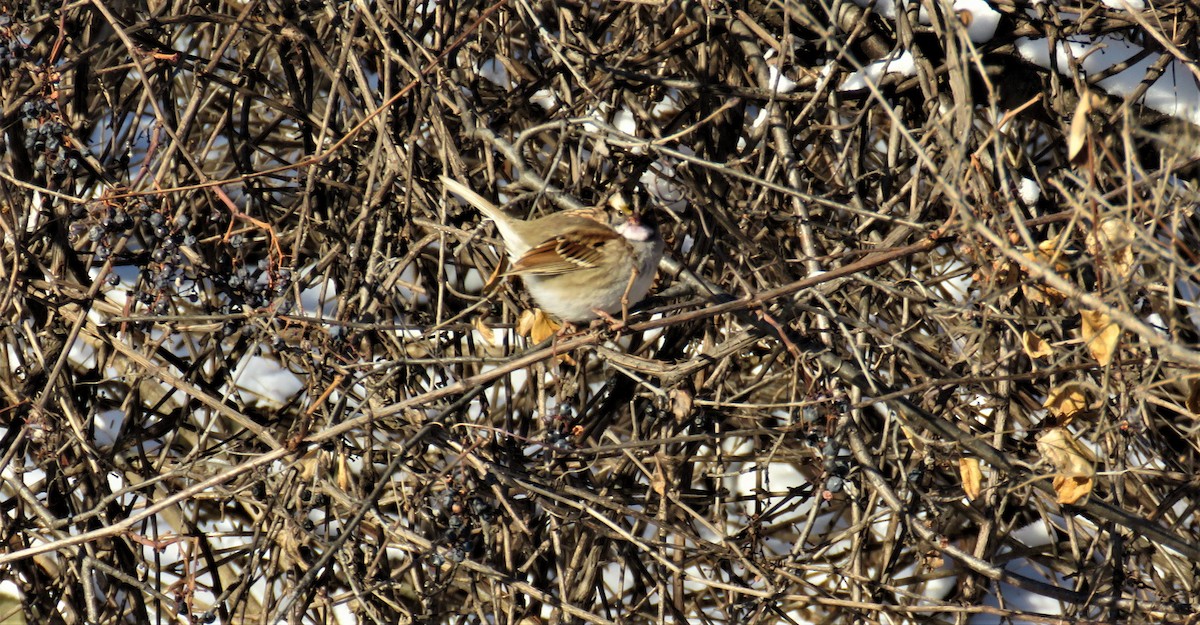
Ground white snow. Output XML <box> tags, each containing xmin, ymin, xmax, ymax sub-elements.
<box><xmin>955</xmin><ymin>0</ymin><xmax>1001</xmax><ymax>42</ymax></box>
<box><xmin>839</xmin><ymin>51</ymin><xmax>917</xmax><ymax>92</ymax></box>
<box><xmin>1016</xmin><ymin>35</ymin><xmax>1200</xmax><ymax>126</ymax></box>
<box><xmin>1017</xmin><ymin>177</ymin><xmax>1041</xmax><ymax>206</ymax></box>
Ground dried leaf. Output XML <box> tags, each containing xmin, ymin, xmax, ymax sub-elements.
<box><xmin>482</xmin><ymin>259</ymin><xmax>505</xmax><ymax>291</ymax></box>
<box><xmin>1067</xmin><ymin>92</ymin><xmax>1094</xmax><ymax>162</ymax></box>
<box><xmin>1037</xmin><ymin>428</ymin><xmax>1096</xmax><ymax>505</ymax></box>
<box><xmin>1052</xmin><ymin>474</ymin><xmax>1094</xmax><ymax>505</ymax></box>
<box><xmin>473</xmin><ymin>317</ymin><xmax>496</xmax><ymax>346</ymax></box>
<box><xmin>1188</xmin><ymin>381</ymin><xmax>1200</xmax><ymax>417</ymax></box>
<box><xmin>1035</xmin><ymin>232</ymin><xmax>1071</xmax><ymax>270</ymax></box>
<box><xmin>516</xmin><ymin>309</ymin><xmax>537</xmax><ymax>337</ymax></box>
<box><xmin>337</xmin><ymin>451</ymin><xmax>350</xmax><ymax>491</ymax></box>
<box><xmin>991</xmin><ymin>257</ymin><xmax>1022</xmax><ymax>289</ymax></box>
<box><xmin>1021</xmin><ymin>331</ymin><xmax>1053</xmax><ymax>359</ymax></box>
<box><xmin>650</xmin><ymin>460</ymin><xmax>667</xmax><ymax>498</ymax></box>
<box><xmin>898</xmin><ymin>422</ymin><xmax>927</xmax><ymax>456</ymax></box>
<box><xmin>959</xmin><ymin>458</ymin><xmax>982</xmax><ymax>501</ymax></box>
<box><xmin>651</xmin><ymin>452</ymin><xmax>677</xmax><ymax>498</ymax></box>
<box><xmin>1043</xmin><ymin>382</ymin><xmax>1099</xmax><ymax>425</ymax></box>
<box><xmin>1080</xmin><ymin>309</ymin><xmax>1120</xmax><ymax>366</ymax></box>
<box><xmin>1022</xmin><ymin>282</ymin><xmax>1068</xmax><ymax>306</ymax></box>
<box><xmin>669</xmin><ymin>388</ymin><xmax>694</xmax><ymax>423</ymax></box>
<box><xmin>517</xmin><ymin>308</ymin><xmax>560</xmax><ymax>344</ymax></box>
<box><xmin>296</xmin><ymin>449</ymin><xmax>320</xmax><ymax>480</ymax></box>
<box><xmin>1020</xmin><ymin>237</ymin><xmax>1071</xmax><ymax>305</ymax></box>
<box><xmin>1086</xmin><ymin>218</ymin><xmax>1136</xmax><ymax>277</ymax></box>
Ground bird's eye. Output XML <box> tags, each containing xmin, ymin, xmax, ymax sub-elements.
<box><xmin>607</xmin><ymin>192</ymin><xmax>632</xmax><ymax>215</ymax></box>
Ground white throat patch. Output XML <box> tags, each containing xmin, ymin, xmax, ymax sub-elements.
<box><xmin>616</xmin><ymin>221</ymin><xmax>654</xmax><ymax>242</ymax></box>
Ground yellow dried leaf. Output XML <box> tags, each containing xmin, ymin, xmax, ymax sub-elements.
<box><xmin>899</xmin><ymin>422</ymin><xmax>927</xmax><ymax>456</ymax></box>
<box><xmin>516</xmin><ymin>309</ymin><xmax>537</xmax><ymax>337</ymax></box>
<box><xmin>517</xmin><ymin>309</ymin><xmax>561</xmax><ymax>343</ymax></box>
<box><xmin>1021</xmin><ymin>331</ymin><xmax>1053</xmax><ymax>359</ymax></box>
<box><xmin>1017</xmin><ymin>248</ymin><xmax>1065</xmax><ymax>304</ymax></box>
<box><xmin>1043</xmin><ymin>382</ymin><xmax>1097</xmax><ymax>424</ymax></box>
<box><xmin>482</xmin><ymin>259</ymin><xmax>505</xmax><ymax>292</ymax></box>
<box><xmin>1035</xmin><ymin>232</ymin><xmax>1071</xmax><ymax>271</ymax></box>
<box><xmin>473</xmin><ymin>317</ymin><xmax>496</xmax><ymax>346</ymax></box>
<box><xmin>1023</xmin><ymin>282</ymin><xmax>1068</xmax><ymax>306</ymax></box>
<box><xmin>1080</xmin><ymin>309</ymin><xmax>1120</xmax><ymax>366</ymax></box>
<box><xmin>1067</xmin><ymin>92</ymin><xmax>1095</xmax><ymax>162</ymax></box>
<box><xmin>531</xmin><ymin>311</ymin><xmax>560</xmax><ymax>344</ymax></box>
<box><xmin>1037</xmin><ymin>427</ymin><xmax>1096</xmax><ymax>505</ymax></box>
<box><xmin>1188</xmin><ymin>381</ymin><xmax>1200</xmax><ymax>417</ymax></box>
<box><xmin>1085</xmin><ymin>219</ymin><xmax>1136</xmax><ymax>277</ymax></box>
<box><xmin>337</xmin><ymin>451</ymin><xmax>350</xmax><ymax>491</ymax></box>
<box><xmin>1019</xmin><ymin>237</ymin><xmax>1072</xmax><ymax>305</ymax></box>
<box><xmin>991</xmin><ymin>257</ymin><xmax>1022</xmax><ymax>289</ymax></box>
<box><xmin>1052</xmin><ymin>474</ymin><xmax>1094</xmax><ymax>505</ymax></box>
<box><xmin>959</xmin><ymin>457</ymin><xmax>982</xmax><ymax>501</ymax></box>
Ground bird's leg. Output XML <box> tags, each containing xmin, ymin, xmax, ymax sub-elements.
<box><xmin>590</xmin><ymin>308</ymin><xmax>625</xmax><ymax>332</ymax></box>
<box><xmin>619</xmin><ymin>265</ymin><xmax>640</xmax><ymax>324</ymax></box>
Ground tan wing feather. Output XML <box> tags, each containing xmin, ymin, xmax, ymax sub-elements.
<box><xmin>510</xmin><ymin>228</ymin><xmax>620</xmax><ymax>276</ymax></box>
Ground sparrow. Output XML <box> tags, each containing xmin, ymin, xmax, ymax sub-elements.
<box><xmin>441</xmin><ymin>176</ymin><xmax>664</xmax><ymax>324</ymax></box>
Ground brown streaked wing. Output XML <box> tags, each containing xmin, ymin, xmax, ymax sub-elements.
<box><xmin>509</xmin><ymin>226</ymin><xmax>619</xmax><ymax>276</ymax></box>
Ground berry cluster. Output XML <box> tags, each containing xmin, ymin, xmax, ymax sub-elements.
<box><xmin>0</xmin><ymin>14</ymin><xmax>25</xmax><ymax>73</ymax></box>
<box><xmin>21</xmin><ymin>98</ymin><xmax>79</xmax><ymax>184</ymax></box>
<box><xmin>222</xmin><ymin>238</ymin><xmax>293</xmax><ymax>313</ymax></box>
<box><xmin>539</xmin><ymin>404</ymin><xmax>579</xmax><ymax>454</ymax></box>
<box><xmin>67</xmin><ymin>198</ymin><xmax>203</xmax><ymax>316</ymax></box>
<box><xmin>136</xmin><ymin>210</ymin><xmax>201</xmax><ymax>315</ymax></box>
<box><xmin>426</xmin><ymin>479</ymin><xmax>498</xmax><ymax>565</ymax></box>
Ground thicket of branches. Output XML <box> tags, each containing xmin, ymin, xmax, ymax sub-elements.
<box><xmin>1</xmin><ymin>0</ymin><xmax>1199</xmax><ymax>623</ymax></box>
